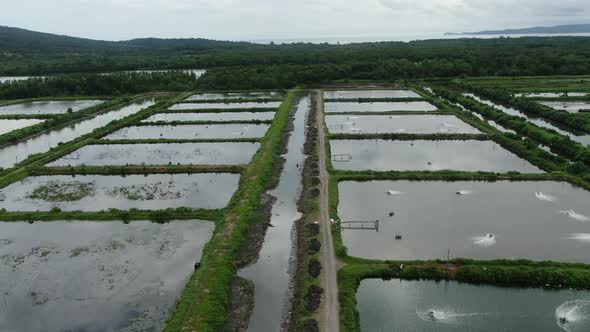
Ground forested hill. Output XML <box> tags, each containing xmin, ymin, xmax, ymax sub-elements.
<box><xmin>3</xmin><ymin>25</ymin><xmax>590</xmax><ymax>82</ymax></box>
<box><xmin>0</xmin><ymin>26</ymin><xmax>250</xmax><ymax>53</ymax></box>
<box><xmin>447</xmin><ymin>24</ymin><xmax>590</xmax><ymax>35</ymax></box>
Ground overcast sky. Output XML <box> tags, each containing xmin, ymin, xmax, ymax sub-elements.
<box><xmin>1</xmin><ymin>0</ymin><xmax>589</xmax><ymax>42</ymax></box>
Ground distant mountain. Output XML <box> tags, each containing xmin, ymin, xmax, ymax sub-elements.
<box><xmin>445</xmin><ymin>24</ymin><xmax>590</xmax><ymax>36</ymax></box>
<box><xmin>0</xmin><ymin>26</ymin><xmax>250</xmax><ymax>53</ymax></box>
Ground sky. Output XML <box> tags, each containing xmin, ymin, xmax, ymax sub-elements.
<box><xmin>1</xmin><ymin>0</ymin><xmax>589</xmax><ymax>42</ymax></box>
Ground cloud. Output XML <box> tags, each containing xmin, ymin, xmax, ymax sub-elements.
<box><xmin>1</xmin><ymin>0</ymin><xmax>590</xmax><ymax>40</ymax></box>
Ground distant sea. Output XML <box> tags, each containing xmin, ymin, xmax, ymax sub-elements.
<box><xmin>249</xmin><ymin>33</ymin><xmax>590</xmax><ymax>44</ymax></box>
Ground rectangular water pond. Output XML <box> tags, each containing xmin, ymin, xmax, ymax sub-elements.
<box><xmin>0</xmin><ymin>100</ymin><xmax>103</xmax><ymax>116</ymax></box>
<box><xmin>539</xmin><ymin>101</ymin><xmax>590</xmax><ymax>113</ymax></box>
<box><xmin>516</xmin><ymin>92</ymin><xmax>589</xmax><ymax>98</ymax></box>
<box><xmin>325</xmin><ymin>101</ymin><xmax>437</xmax><ymax>113</ymax></box>
<box><xmin>0</xmin><ymin>119</ymin><xmax>44</xmax><ymax>135</ymax></box>
<box><xmin>339</xmin><ymin>180</ymin><xmax>590</xmax><ymax>262</ymax></box>
<box><xmin>0</xmin><ymin>220</ymin><xmax>214</xmax><ymax>332</ymax></box>
<box><xmin>143</xmin><ymin>111</ymin><xmax>276</xmax><ymax>122</ymax></box>
<box><xmin>169</xmin><ymin>101</ymin><xmax>281</xmax><ymax>110</ymax></box>
<box><xmin>48</xmin><ymin>142</ymin><xmax>260</xmax><ymax>166</ymax></box>
<box><xmin>357</xmin><ymin>279</ymin><xmax>590</xmax><ymax>332</ymax></box>
<box><xmin>185</xmin><ymin>91</ymin><xmax>283</xmax><ymax>101</ymax></box>
<box><xmin>325</xmin><ymin>115</ymin><xmax>480</xmax><ymax>134</ymax></box>
<box><xmin>0</xmin><ymin>173</ymin><xmax>239</xmax><ymax>211</ymax></box>
<box><xmin>104</xmin><ymin>124</ymin><xmax>270</xmax><ymax>140</ymax></box>
<box><xmin>330</xmin><ymin>140</ymin><xmax>542</xmax><ymax>173</ymax></box>
<box><xmin>323</xmin><ymin>89</ymin><xmax>421</xmax><ymax>99</ymax></box>
<box><xmin>0</xmin><ymin>99</ymin><xmax>157</xmax><ymax>169</ymax></box>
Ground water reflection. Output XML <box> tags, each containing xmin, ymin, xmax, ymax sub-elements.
<box><xmin>48</xmin><ymin>142</ymin><xmax>260</xmax><ymax>166</ymax></box>
<box><xmin>330</xmin><ymin>139</ymin><xmax>542</xmax><ymax>173</ymax></box>
<box><xmin>186</xmin><ymin>92</ymin><xmax>283</xmax><ymax>101</ymax></box>
<box><xmin>0</xmin><ymin>99</ymin><xmax>156</xmax><ymax>168</ymax></box>
<box><xmin>0</xmin><ymin>173</ymin><xmax>239</xmax><ymax>211</ymax></box>
<box><xmin>357</xmin><ymin>279</ymin><xmax>590</xmax><ymax>332</ymax></box>
<box><xmin>339</xmin><ymin>180</ymin><xmax>590</xmax><ymax>262</ymax></box>
<box><xmin>0</xmin><ymin>100</ymin><xmax>103</xmax><ymax>116</ymax></box>
<box><xmin>143</xmin><ymin>112</ymin><xmax>276</xmax><ymax>122</ymax></box>
<box><xmin>323</xmin><ymin>90</ymin><xmax>421</xmax><ymax>99</ymax></box>
<box><xmin>325</xmin><ymin>115</ymin><xmax>480</xmax><ymax>134</ymax></box>
<box><xmin>169</xmin><ymin>102</ymin><xmax>281</xmax><ymax>110</ymax></box>
<box><xmin>325</xmin><ymin>101</ymin><xmax>437</xmax><ymax>113</ymax></box>
<box><xmin>104</xmin><ymin>124</ymin><xmax>270</xmax><ymax>140</ymax></box>
<box><xmin>240</xmin><ymin>97</ymin><xmax>309</xmax><ymax>331</ymax></box>
<box><xmin>0</xmin><ymin>220</ymin><xmax>213</xmax><ymax>332</ymax></box>
<box><xmin>0</xmin><ymin>119</ymin><xmax>44</xmax><ymax>135</ymax></box>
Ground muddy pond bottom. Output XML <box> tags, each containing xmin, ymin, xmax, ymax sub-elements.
<box><xmin>357</xmin><ymin>279</ymin><xmax>590</xmax><ymax>332</ymax></box>
<box><xmin>338</xmin><ymin>180</ymin><xmax>590</xmax><ymax>262</ymax></box>
<box><xmin>0</xmin><ymin>173</ymin><xmax>239</xmax><ymax>211</ymax></box>
<box><xmin>330</xmin><ymin>140</ymin><xmax>542</xmax><ymax>173</ymax></box>
<box><xmin>0</xmin><ymin>220</ymin><xmax>213</xmax><ymax>332</ymax></box>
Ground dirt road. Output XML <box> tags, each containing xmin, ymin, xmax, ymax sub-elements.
<box><xmin>315</xmin><ymin>92</ymin><xmax>340</xmax><ymax>332</ymax></box>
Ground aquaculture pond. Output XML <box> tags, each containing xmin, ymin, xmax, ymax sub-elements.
<box><xmin>118</xmin><ymin>69</ymin><xmax>206</xmax><ymax>78</ymax></box>
<box><xmin>0</xmin><ymin>100</ymin><xmax>103</xmax><ymax>116</ymax></box>
<box><xmin>0</xmin><ymin>99</ymin><xmax>157</xmax><ymax>169</ymax></box>
<box><xmin>239</xmin><ymin>96</ymin><xmax>309</xmax><ymax>331</ymax></box>
<box><xmin>464</xmin><ymin>93</ymin><xmax>590</xmax><ymax>146</ymax></box>
<box><xmin>185</xmin><ymin>91</ymin><xmax>283</xmax><ymax>101</ymax></box>
<box><xmin>169</xmin><ymin>101</ymin><xmax>281</xmax><ymax>110</ymax></box>
<box><xmin>0</xmin><ymin>220</ymin><xmax>214</xmax><ymax>332</ymax></box>
<box><xmin>325</xmin><ymin>115</ymin><xmax>480</xmax><ymax>134</ymax></box>
<box><xmin>357</xmin><ymin>279</ymin><xmax>590</xmax><ymax>332</ymax></box>
<box><xmin>516</xmin><ymin>92</ymin><xmax>589</xmax><ymax>98</ymax></box>
<box><xmin>48</xmin><ymin>142</ymin><xmax>260</xmax><ymax>166</ymax></box>
<box><xmin>323</xmin><ymin>89</ymin><xmax>421</xmax><ymax>99</ymax></box>
<box><xmin>0</xmin><ymin>76</ymin><xmax>33</xmax><ymax>83</ymax></box>
<box><xmin>539</xmin><ymin>101</ymin><xmax>590</xmax><ymax>113</ymax></box>
<box><xmin>104</xmin><ymin>124</ymin><xmax>270</xmax><ymax>140</ymax></box>
<box><xmin>0</xmin><ymin>119</ymin><xmax>44</xmax><ymax>135</ymax></box>
<box><xmin>338</xmin><ymin>180</ymin><xmax>590</xmax><ymax>261</ymax></box>
<box><xmin>142</xmin><ymin>111</ymin><xmax>276</xmax><ymax>123</ymax></box>
<box><xmin>324</xmin><ymin>101</ymin><xmax>437</xmax><ymax>113</ymax></box>
<box><xmin>330</xmin><ymin>140</ymin><xmax>542</xmax><ymax>173</ymax></box>
<box><xmin>0</xmin><ymin>173</ymin><xmax>239</xmax><ymax>211</ymax></box>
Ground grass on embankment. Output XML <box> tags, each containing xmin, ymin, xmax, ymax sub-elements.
<box><xmin>164</xmin><ymin>90</ymin><xmax>300</xmax><ymax>332</ymax></box>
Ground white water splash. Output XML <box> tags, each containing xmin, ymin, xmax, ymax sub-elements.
<box><xmin>386</xmin><ymin>190</ymin><xmax>403</xmax><ymax>196</ymax></box>
<box><xmin>568</xmin><ymin>234</ymin><xmax>590</xmax><ymax>243</ymax></box>
<box><xmin>560</xmin><ymin>210</ymin><xmax>590</xmax><ymax>222</ymax></box>
<box><xmin>349</xmin><ymin>127</ymin><xmax>363</xmax><ymax>132</ymax></box>
<box><xmin>417</xmin><ymin>309</ymin><xmax>489</xmax><ymax>325</ymax></box>
<box><xmin>346</xmin><ymin>116</ymin><xmax>359</xmax><ymax>120</ymax></box>
<box><xmin>456</xmin><ymin>190</ymin><xmax>473</xmax><ymax>196</ymax></box>
<box><xmin>535</xmin><ymin>192</ymin><xmax>556</xmax><ymax>202</ymax></box>
<box><xmin>556</xmin><ymin>300</ymin><xmax>590</xmax><ymax>332</ymax></box>
<box><xmin>473</xmin><ymin>233</ymin><xmax>497</xmax><ymax>247</ymax></box>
